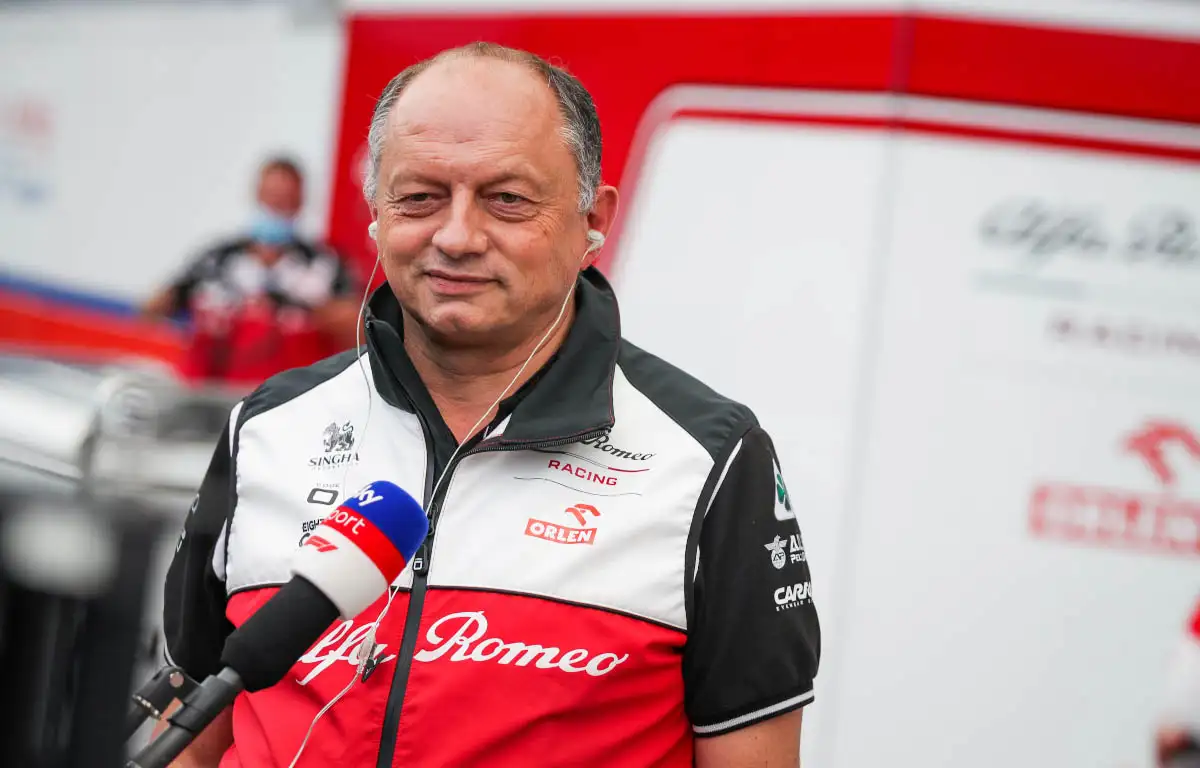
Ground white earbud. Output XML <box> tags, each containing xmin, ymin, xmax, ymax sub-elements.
<box><xmin>585</xmin><ymin>229</ymin><xmax>605</xmax><ymax>255</ymax></box>
<box><xmin>367</xmin><ymin>221</ymin><xmax>378</xmax><ymax>239</ymax></box>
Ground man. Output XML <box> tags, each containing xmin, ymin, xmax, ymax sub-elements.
<box><xmin>1157</xmin><ymin>597</ymin><xmax>1200</xmax><ymax>767</ymax></box>
<box><xmin>143</xmin><ymin>156</ymin><xmax>360</xmax><ymax>386</ymax></box>
<box><xmin>160</xmin><ymin>43</ymin><xmax>820</xmax><ymax>767</ymax></box>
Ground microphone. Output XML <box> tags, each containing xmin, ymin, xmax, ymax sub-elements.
<box><xmin>129</xmin><ymin>481</ymin><xmax>427</xmax><ymax>768</ymax></box>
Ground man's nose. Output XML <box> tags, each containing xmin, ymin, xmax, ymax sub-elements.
<box><xmin>431</xmin><ymin>192</ymin><xmax>487</xmax><ymax>259</ymax></box>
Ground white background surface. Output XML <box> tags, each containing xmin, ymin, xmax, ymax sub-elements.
<box><xmin>0</xmin><ymin>3</ymin><xmax>344</xmax><ymax>299</ymax></box>
<box><xmin>613</xmin><ymin>117</ymin><xmax>890</xmax><ymax>766</ymax></box>
<box><xmin>612</xmin><ymin>102</ymin><xmax>1200</xmax><ymax>767</ymax></box>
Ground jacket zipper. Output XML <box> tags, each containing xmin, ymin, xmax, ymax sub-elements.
<box><xmin>373</xmin><ymin>426</ymin><xmax>609</xmax><ymax>767</ymax></box>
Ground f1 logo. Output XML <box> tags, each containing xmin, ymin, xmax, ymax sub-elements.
<box><xmin>303</xmin><ymin>535</ymin><xmax>337</xmax><ymax>553</ymax></box>
<box><xmin>565</xmin><ymin>504</ymin><xmax>600</xmax><ymax>526</ymax></box>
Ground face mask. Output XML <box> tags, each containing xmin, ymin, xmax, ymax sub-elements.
<box><xmin>249</xmin><ymin>206</ymin><xmax>297</xmax><ymax>246</ymax></box>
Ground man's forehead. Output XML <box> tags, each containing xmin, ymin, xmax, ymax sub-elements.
<box><xmin>388</xmin><ymin>57</ymin><xmax>561</xmax><ymax>144</ymax></box>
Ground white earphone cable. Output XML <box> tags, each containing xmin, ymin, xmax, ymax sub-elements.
<box><xmin>287</xmin><ymin>250</ymin><xmax>381</xmax><ymax>768</ymax></box>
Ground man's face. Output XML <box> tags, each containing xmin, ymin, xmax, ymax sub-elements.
<box><xmin>373</xmin><ymin>57</ymin><xmax>613</xmax><ymax>349</ymax></box>
<box><xmin>257</xmin><ymin>168</ymin><xmax>303</xmax><ymax>219</ymax></box>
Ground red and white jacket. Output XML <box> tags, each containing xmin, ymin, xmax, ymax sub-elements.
<box><xmin>1161</xmin><ymin>597</ymin><xmax>1200</xmax><ymax>737</ymax></box>
<box><xmin>163</xmin><ymin>268</ymin><xmax>821</xmax><ymax>767</ymax></box>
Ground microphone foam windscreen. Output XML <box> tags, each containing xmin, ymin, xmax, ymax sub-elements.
<box><xmin>291</xmin><ymin>481</ymin><xmax>428</xmax><ymax>619</ymax></box>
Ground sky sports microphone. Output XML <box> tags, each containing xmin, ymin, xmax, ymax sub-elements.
<box><xmin>130</xmin><ymin>481</ymin><xmax>427</xmax><ymax>768</ymax></box>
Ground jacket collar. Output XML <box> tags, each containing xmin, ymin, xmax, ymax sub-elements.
<box><xmin>364</xmin><ymin>266</ymin><xmax>619</xmax><ymax>446</ymax></box>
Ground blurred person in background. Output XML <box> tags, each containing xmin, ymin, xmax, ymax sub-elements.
<box><xmin>1158</xmin><ymin>596</ymin><xmax>1200</xmax><ymax>767</ymax></box>
<box><xmin>142</xmin><ymin>156</ymin><xmax>361</xmax><ymax>388</ymax></box>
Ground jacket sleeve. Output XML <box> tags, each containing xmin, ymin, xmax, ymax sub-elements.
<box><xmin>161</xmin><ymin>418</ymin><xmax>237</xmax><ymax>680</ymax></box>
<box><xmin>683</xmin><ymin>425</ymin><xmax>821</xmax><ymax>736</ymax></box>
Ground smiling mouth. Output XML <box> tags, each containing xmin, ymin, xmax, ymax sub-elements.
<box><xmin>426</xmin><ymin>270</ymin><xmax>491</xmax><ymax>283</ymax></box>
<box><xmin>424</xmin><ymin>271</ymin><xmax>495</xmax><ymax>295</ymax></box>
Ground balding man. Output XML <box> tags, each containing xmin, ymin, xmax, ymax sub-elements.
<box><xmin>157</xmin><ymin>43</ymin><xmax>820</xmax><ymax>767</ymax></box>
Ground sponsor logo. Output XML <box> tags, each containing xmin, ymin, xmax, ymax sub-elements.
<box><xmin>773</xmin><ymin>581</ymin><xmax>812</xmax><ymax>612</ymax></box>
<box><xmin>414</xmin><ymin>611</ymin><xmax>629</xmax><ymax>676</ymax></box>
<box><xmin>525</xmin><ymin>503</ymin><xmax>601</xmax><ymax>546</ymax></box>
<box><xmin>515</xmin><ymin>452</ymin><xmax>649</xmax><ymax>497</ymax></box>
<box><xmin>296</xmin><ymin>618</ymin><xmax>395</xmax><ymax>685</ymax></box>
<box><xmin>980</xmin><ymin>200</ymin><xmax>1199</xmax><ymax>268</ymax></box>
<box><xmin>789</xmin><ymin>533</ymin><xmax>806</xmax><ymax>564</ymax></box>
<box><xmin>764</xmin><ymin>535</ymin><xmax>787</xmax><ymax>570</ymax></box>
<box><xmin>546</xmin><ymin>459</ymin><xmax>618</xmax><ymax>487</ymax></box>
<box><xmin>298</xmin><ymin>517</ymin><xmax>324</xmax><ymax>547</ymax></box>
<box><xmin>309</xmin><ymin>421</ymin><xmax>359</xmax><ymax>470</ymax></box>
<box><xmin>326</xmin><ymin>506</ymin><xmax>370</xmax><ymax>536</ymax></box>
<box><xmin>773</xmin><ymin>459</ymin><xmax>794</xmax><ymax>521</ymax></box>
<box><xmin>579</xmin><ymin>432</ymin><xmax>654</xmax><ymax>462</ymax></box>
<box><xmin>1047</xmin><ymin>314</ymin><xmax>1200</xmax><ymax>363</ymax></box>
<box><xmin>307</xmin><ymin>487</ymin><xmax>339</xmax><ymax>505</ymax></box>
<box><xmin>564</xmin><ymin>503</ymin><xmax>600</xmax><ymax>526</ymax></box>
<box><xmin>323</xmin><ymin>421</ymin><xmax>355</xmax><ymax>452</ymax></box>
<box><xmin>1028</xmin><ymin>419</ymin><xmax>1200</xmax><ymax>558</ymax></box>
<box><xmin>303</xmin><ymin>534</ymin><xmax>337</xmax><ymax>553</ymax></box>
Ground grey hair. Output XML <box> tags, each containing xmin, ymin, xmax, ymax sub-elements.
<box><xmin>362</xmin><ymin>42</ymin><xmax>602</xmax><ymax>213</ymax></box>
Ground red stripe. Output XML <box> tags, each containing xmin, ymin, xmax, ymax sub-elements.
<box><xmin>326</xmin><ymin>506</ymin><xmax>409</xmax><ymax>581</ymax></box>
<box><xmin>1190</xmin><ymin>597</ymin><xmax>1200</xmax><ymax>641</ymax></box>
<box><xmin>330</xmin><ymin>12</ymin><xmax>1200</xmax><ymax>274</ymax></box>
<box><xmin>908</xmin><ymin>16</ymin><xmax>1200</xmax><ymax>126</ymax></box>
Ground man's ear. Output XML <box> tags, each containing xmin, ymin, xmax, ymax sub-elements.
<box><xmin>582</xmin><ymin>185</ymin><xmax>620</xmax><ymax>269</ymax></box>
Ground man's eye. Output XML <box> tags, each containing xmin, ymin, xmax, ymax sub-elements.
<box><xmin>495</xmin><ymin>193</ymin><xmax>525</xmax><ymax>205</ymax></box>
<box><xmin>404</xmin><ymin>193</ymin><xmax>432</xmax><ymax>203</ymax></box>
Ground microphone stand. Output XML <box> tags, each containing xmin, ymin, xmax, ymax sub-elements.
<box><xmin>124</xmin><ymin>665</ymin><xmax>199</xmax><ymax>740</ymax></box>
<box><xmin>126</xmin><ymin>668</ymin><xmax>243</xmax><ymax>768</ymax></box>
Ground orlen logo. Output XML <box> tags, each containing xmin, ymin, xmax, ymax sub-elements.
<box><xmin>1124</xmin><ymin>420</ymin><xmax>1200</xmax><ymax>487</ymax></box>
<box><xmin>414</xmin><ymin>611</ymin><xmax>628</xmax><ymax>676</ymax></box>
<box><xmin>525</xmin><ymin>504</ymin><xmax>600</xmax><ymax>545</ymax></box>
<box><xmin>1029</xmin><ymin>418</ymin><xmax>1200</xmax><ymax>558</ymax></box>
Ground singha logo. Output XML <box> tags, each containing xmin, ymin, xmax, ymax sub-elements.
<box><xmin>322</xmin><ymin>421</ymin><xmax>355</xmax><ymax>453</ymax></box>
<box><xmin>1123</xmin><ymin>419</ymin><xmax>1200</xmax><ymax>488</ymax></box>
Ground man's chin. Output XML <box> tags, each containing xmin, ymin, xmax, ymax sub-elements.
<box><xmin>418</xmin><ymin>309</ymin><xmax>507</xmax><ymax>348</ymax></box>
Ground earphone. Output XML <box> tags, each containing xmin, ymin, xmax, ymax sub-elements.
<box><xmin>368</xmin><ymin>220</ymin><xmax>378</xmax><ymax>239</ymax></box>
<box><xmin>585</xmin><ymin>228</ymin><xmax>605</xmax><ymax>254</ymax></box>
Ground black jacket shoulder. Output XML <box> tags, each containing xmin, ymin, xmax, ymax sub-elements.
<box><xmin>238</xmin><ymin>348</ymin><xmax>363</xmax><ymax>429</ymax></box>
<box><xmin>618</xmin><ymin>340</ymin><xmax>758</xmax><ymax>460</ymax></box>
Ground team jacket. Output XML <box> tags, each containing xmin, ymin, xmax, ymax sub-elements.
<box><xmin>163</xmin><ymin>267</ymin><xmax>821</xmax><ymax>767</ymax></box>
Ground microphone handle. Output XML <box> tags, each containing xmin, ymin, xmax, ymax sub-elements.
<box><xmin>125</xmin><ymin>664</ymin><xmax>200</xmax><ymax>740</ymax></box>
<box><xmin>128</xmin><ymin>667</ymin><xmax>243</xmax><ymax>768</ymax></box>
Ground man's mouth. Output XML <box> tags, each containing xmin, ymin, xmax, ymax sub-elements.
<box><xmin>424</xmin><ymin>270</ymin><xmax>494</xmax><ymax>296</ymax></box>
